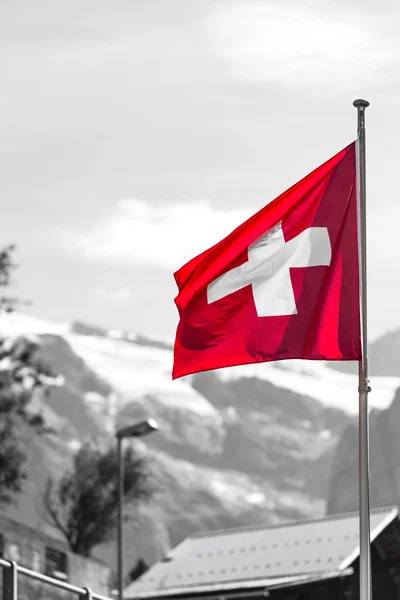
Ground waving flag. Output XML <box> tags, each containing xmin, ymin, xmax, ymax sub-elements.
<box><xmin>173</xmin><ymin>143</ymin><xmax>360</xmax><ymax>379</ymax></box>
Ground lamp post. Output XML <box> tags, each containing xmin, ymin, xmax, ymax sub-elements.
<box><xmin>116</xmin><ymin>418</ymin><xmax>159</xmax><ymax>600</ymax></box>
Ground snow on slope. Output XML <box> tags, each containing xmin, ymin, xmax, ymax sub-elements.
<box><xmin>0</xmin><ymin>312</ymin><xmax>219</xmax><ymax>419</ymax></box>
<box><xmin>64</xmin><ymin>332</ymin><xmax>218</xmax><ymax>418</ymax></box>
<box><xmin>0</xmin><ymin>311</ymin><xmax>70</xmax><ymax>336</ymax></box>
<box><xmin>1</xmin><ymin>312</ymin><xmax>399</xmax><ymax>416</ymax></box>
<box><xmin>69</xmin><ymin>332</ymin><xmax>398</xmax><ymax>417</ymax></box>
<box><xmin>218</xmin><ymin>360</ymin><xmax>400</xmax><ymax>415</ymax></box>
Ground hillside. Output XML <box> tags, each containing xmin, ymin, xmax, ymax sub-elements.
<box><xmin>328</xmin><ymin>386</ymin><xmax>400</xmax><ymax>515</ymax></box>
<box><xmin>1</xmin><ymin>312</ymin><xmax>400</xmax><ymax>581</ymax></box>
<box><xmin>329</xmin><ymin>327</ymin><xmax>400</xmax><ymax>377</ymax></box>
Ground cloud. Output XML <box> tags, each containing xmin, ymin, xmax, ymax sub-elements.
<box><xmin>65</xmin><ymin>194</ymin><xmax>400</xmax><ymax>275</ymax></box>
<box><xmin>207</xmin><ymin>1</ymin><xmax>400</xmax><ymax>91</ymax></box>
<box><xmin>94</xmin><ymin>287</ymin><xmax>132</xmax><ymax>304</ymax></box>
<box><xmin>66</xmin><ymin>199</ymin><xmax>252</xmax><ymax>270</ymax></box>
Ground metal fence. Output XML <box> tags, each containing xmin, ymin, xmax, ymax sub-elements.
<box><xmin>0</xmin><ymin>558</ymin><xmax>113</xmax><ymax>600</ymax></box>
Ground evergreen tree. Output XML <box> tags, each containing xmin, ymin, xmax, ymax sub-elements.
<box><xmin>128</xmin><ymin>558</ymin><xmax>149</xmax><ymax>583</ymax></box>
<box><xmin>0</xmin><ymin>245</ymin><xmax>61</xmax><ymax>501</ymax></box>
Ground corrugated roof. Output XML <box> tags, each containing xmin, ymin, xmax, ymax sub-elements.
<box><xmin>125</xmin><ymin>506</ymin><xmax>398</xmax><ymax>599</ymax></box>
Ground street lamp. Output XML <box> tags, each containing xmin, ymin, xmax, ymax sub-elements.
<box><xmin>116</xmin><ymin>419</ymin><xmax>159</xmax><ymax>600</ymax></box>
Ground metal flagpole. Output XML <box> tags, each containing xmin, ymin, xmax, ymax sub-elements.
<box><xmin>353</xmin><ymin>98</ymin><xmax>371</xmax><ymax>600</ymax></box>
<box><xmin>117</xmin><ymin>435</ymin><xmax>125</xmax><ymax>600</ymax></box>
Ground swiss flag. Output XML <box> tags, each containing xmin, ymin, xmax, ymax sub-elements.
<box><xmin>173</xmin><ymin>143</ymin><xmax>360</xmax><ymax>379</ymax></box>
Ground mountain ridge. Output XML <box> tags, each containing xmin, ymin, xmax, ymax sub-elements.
<box><xmin>1</xmin><ymin>311</ymin><xmax>400</xmax><ymax>580</ymax></box>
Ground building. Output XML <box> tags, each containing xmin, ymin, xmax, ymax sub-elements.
<box><xmin>0</xmin><ymin>512</ymin><xmax>111</xmax><ymax>596</ymax></box>
<box><xmin>125</xmin><ymin>506</ymin><xmax>400</xmax><ymax>600</ymax></box>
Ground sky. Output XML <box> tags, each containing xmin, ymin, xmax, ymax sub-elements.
<box><xmin>1</xmin><ymin>0</ymin><xmax>400</xmax><ymax>341</ymax></box>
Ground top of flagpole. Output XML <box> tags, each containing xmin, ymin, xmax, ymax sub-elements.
<box><xmin>353</xmin><ymin>99</ymin><xmax>370</xmax><ymax>108</ymax></box>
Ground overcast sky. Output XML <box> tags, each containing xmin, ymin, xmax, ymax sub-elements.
<box><xmin>1</xmin><ymin>0</ymin><xmax>400</xmax><ymax>341</ymax></box>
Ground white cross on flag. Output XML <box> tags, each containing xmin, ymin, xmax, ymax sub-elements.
<box><xmin>207</xmin><ymin>222</ymin><xmax>332</xmax><ymax>317</ymax></box>
<box><xmin>173</xmin><ymin>143</ymin><xmax>360</xmax><ymax>379</ymax></box>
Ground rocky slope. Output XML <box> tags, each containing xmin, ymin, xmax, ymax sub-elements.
<box><xmin>328</xmin><ymin>386</ymin><xmax>400</xmax><ymax>515</ymax></box>
<box><xmin>1</xmin><ymin>312</ymin><xmax>400</xmax><ymax>582</ymax></box>
<box><xmin>329</xmin><ymin>327</ymin><xmax>400</xmax><ymax>377</ymax></box>
<box><xmin>325</xmin><ymin>328</ymin><xmax>400</xmax><ymax>515</ymax></box>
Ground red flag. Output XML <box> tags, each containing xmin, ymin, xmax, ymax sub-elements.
<box><xmin>173</xmin><ymin>143</ymin><xmax>360</xmax><ymax>379</ymax></box>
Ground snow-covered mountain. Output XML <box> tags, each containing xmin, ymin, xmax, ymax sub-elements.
<box><xmin>1</xmin><ymin>312</ymin><xmax>400</xmax><ymax>578</ymax></box>
<box><xmin>2</xmin><ymin>312</ymin><xmax>397</xmax><ymax>416</ymax></box>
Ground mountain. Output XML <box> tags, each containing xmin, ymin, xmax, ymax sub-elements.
<box><xmin>328</xmin><ymin>386</ymin><xmax>400</xmax><ymax>514</ymax></box>
<box><xmin>329</xmin><ymin>328</ymin><xmax>400</xmax><ymax>377</ymax></box>
<box><xmin>325</xmin><ymin>332</ymin><xmax>400</xmax><ymax>515</ymax></box>
<box><xmin>367</xmin><ymin>329</ymin><xmax>400</xmax><ymax>376</ymax></box>
<box><xmin>1</xmin><ymin>311</ymin><xmax>400</xmax><ymax>581</ymax></box>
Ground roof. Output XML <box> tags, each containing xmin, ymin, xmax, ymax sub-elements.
<box><xmin>125</xmin><ymin>506</ymin><xmax>398</xmax><ymax>599</ymax></box>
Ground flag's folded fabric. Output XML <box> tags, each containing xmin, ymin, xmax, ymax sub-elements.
<box><xmin>173</xmin><ymin>143</ymin><xmax>360</xmax><ymax>379</ymax></box>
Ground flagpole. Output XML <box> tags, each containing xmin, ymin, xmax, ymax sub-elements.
<box><xmin>353</xmin><ymin>98</ymin><xmax>371</xmax><ymax>600</ymax></box>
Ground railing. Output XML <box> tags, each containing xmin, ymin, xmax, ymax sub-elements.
<box><xmin>0</xmin><ymin>558</ymin><xmax>113</xmax><ymax>600</ymax></box>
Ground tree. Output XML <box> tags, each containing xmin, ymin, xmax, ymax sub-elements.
<box><xmin>128</xmin><ymin>558</ymin><xmax>149</xmax><ymax>583</ymax></box>
<box><xmin>0</xmin><ymin>244</ymin><xmax>18</xmax><ymax>313</ymax></box>
<box><xmin>0</xmin><ymin>244</ymin><xmax>62</xmax><ymax>501</ymax></box>
<box><xmin>45</xmin><ymin>442</ymin><xmax>154</xmax><ymax>557</ymax></box>
<box><xmin>0</xmin><ymin>416</ymin><xmax>27</xmax><ymax>501</ymax></box>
